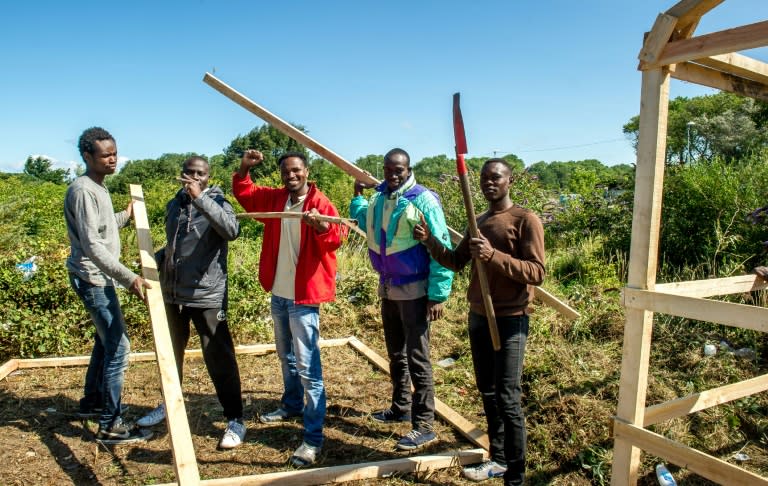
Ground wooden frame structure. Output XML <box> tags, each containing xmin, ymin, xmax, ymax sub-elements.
<box><xmin>612</xmin><ymin>1</ymin><xmax>768</xmax><ymax>484</ymax></box>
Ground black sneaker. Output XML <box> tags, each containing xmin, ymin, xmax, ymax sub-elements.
<box><xmin>371</xmin><ymin>408</ymin><xmax>411</xmax><ymax>423</ymax></box>
<box><xmin>96</xmin><ymin>418</ymin><xmax>152</xmax><ymax>445</ymax></box>
<box><xmin>77</xmin><ymin>404</ymin><xmax>130</xmax><ymax>419</ymax></box>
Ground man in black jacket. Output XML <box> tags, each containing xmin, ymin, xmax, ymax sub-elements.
<box><xmin>137</xmin><ymin>156</ymin><xmax>246</xmax><ymax>449</ymax></box>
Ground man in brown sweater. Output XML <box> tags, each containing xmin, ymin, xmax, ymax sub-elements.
<box><xmin>413</xmin><ymin>158</ymin><xmax>545</xmax><ymax>486</ymax></box>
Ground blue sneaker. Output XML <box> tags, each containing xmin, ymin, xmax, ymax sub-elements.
<box><xmin>395</xmin><ymin>429</ymin><xmax>437</xmax><ymax>450</ymax></box>
<box><xmin>371</xmin><ymin>408</ymin><xmax>411</xmax><ymax>423</ymax></box>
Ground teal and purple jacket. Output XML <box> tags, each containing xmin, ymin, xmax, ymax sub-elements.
<box><xmin>349</xmin><ymin>174</ymin><xmax>453</xmax><ymax>302</ymax></box>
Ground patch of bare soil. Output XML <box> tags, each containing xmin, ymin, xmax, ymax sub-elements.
<box><xmin>0</xmin><ymin>344</ymin><xmax>484</xmax><ymax>485</ymax></box>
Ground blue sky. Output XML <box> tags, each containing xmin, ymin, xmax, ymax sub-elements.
<box><xmin>1</xmin><ymin>1</ymin><xmax>766</xmax><ymax>174</ymax></box>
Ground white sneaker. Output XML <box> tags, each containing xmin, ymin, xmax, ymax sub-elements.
<box><xmin>219</xmin><ymin>419</ymin><xmax>246</xmax><ymax>449</ymax></box>
<box><xmin>290</xmin><ymin>441</ymin><xmax>321</xmax><ymax>467</ymax></box>
<box><xmin>136</xmin><ymin>403</ymin><xmax>166</xmax><ymax>427</ymax></box>
<box><xmin>462</xmin><ymin>460</ymin><xmax>507</xmax><ymax>481</ymax></box>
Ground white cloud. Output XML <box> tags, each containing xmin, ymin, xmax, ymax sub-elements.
<box><xmin>400</xmin><ymin>120</ymin><xmax>414</xmax><ymax>130</ymax></box>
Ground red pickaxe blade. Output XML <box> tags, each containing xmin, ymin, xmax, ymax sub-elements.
<box><xmin>453</xmin><ymin>92</ymin><xmax>468</xmax><ymax>156</ymax></box>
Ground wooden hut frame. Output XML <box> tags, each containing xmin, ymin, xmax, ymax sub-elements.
<box><xmin>611</xmin><ymin>1</ymin><xmax>768</xmax><ymax>484</ymax></box>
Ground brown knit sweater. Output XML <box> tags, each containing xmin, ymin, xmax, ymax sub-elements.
<box><xmin>426</xmin><ymin>204</ymin><xmax>545</xmax><ymax>316</ymax></box>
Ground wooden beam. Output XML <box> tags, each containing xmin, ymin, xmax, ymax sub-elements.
<box><xmin>696</xmin><ymin>52</ymin><xmax>768</xmax><ymax>85</ymax></box>
<box><xmin>614</xmin><ymin>421</ymin><xmax>768</xmax><ymax>485</ymax></box>
<box><xmin>131</xmin><ymin>185</ymin><xmax>200</xmax><ymax>486</ymax></box>
<box><xmin>638</xmin><ymin>13</ymin><xmax>679</xmax><ymax>64</ymax></box>
<box><xmin>644</xmin><ymin>374</ymin><xmax>768</xmax><ymax>426</ymax></box>
<box><xmin>644</xmin><ymin>20</ymin><xmax>768</xmax><ymax>69</ymax></box>
<box><xmin>347</xmin><ymin>337</ymin><xmax>490</xmax><ymax>450</ymax></box>
<box><xmin>665</xmin><ymin>0</ymin><xmax>725</xmax><ymax>38</ymax></box>
<box><xmin>671</xmin><ymin>62</ymin><xmax>768</xmax><ymax>102</ymax></box>
<box><xmin>0</xmin><ymin>359</ymin><xmax>18</xmax><ymax>380</ymax></box>
<box><xmin>533</xmin><ymin>287</ymin><xmax>579</xmax><ymax>321</ymax></box>
<box><xmin>654</xmin><ymin>274</ymin><xmax>768</xmax><ymax>298</ymax></box>
<box><xmin>237</xmin><ymin>212</ymin><xmax>367</xmax><ymax>238</ymax></box>
<box><xmin>153</xmin><ymin>448</ymin><xmax>487</xmax><ymax>486</ymax></box>
<box><xmin>623</xmin><ymin>288</ymin><xmax>768</xmax><ymax>333</ymax></box>
<box><xmin>611</xmin><ymin>67</ymin><xmax>670</xmax><ymax>486</ymax></box>
<box><xmin>203</xmin><ymin>73</ymin><xmax>579</xmax><ymax>321</ymax></box>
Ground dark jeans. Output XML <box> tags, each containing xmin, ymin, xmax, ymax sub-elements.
<box><xmin>69</xmin><ymin>274</ymin><xmax>130</xmax><ymax>430</ymax></box>
<box><xmin>469</xmin><ymin>311</ymin><xmax>529</xmax><ymax>486</ymax></box>
<box><xmin>381</xmin><ymin>297</ymin><xmax>435</xmax><ymax>431</ymax></box>
<box><xmin>167</xmin><ymin>305</ymin><xmax>243</xmax><ymax>420</ymax></box>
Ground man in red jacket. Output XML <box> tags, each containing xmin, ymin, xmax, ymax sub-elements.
<box><xmin>232</xmin><ymin>149</ymin><xmax>344</xmax><ymax>467</ymax></box>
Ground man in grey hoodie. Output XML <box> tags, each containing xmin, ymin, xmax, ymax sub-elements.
<box><xmin>136</xmin><ymin>156</ymin><xmax>246</xmax><ymax>449</ymax></box>
<box><xmin>65</xmin><ymin>126</ymin><xmax>152</xmax><ymax>444</ymax></box>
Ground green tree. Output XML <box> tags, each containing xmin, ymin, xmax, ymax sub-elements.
<box><xmin>221</xmin><ymin>124</ymin><xmax>309</xmax><ymax>179</ymax></box>
<box><xmin>23</xmin><ymin>156</ymin><xmax>69</xmax><ymax>184</ymax></box>
<box><xmin>106</xmin><ymin>153</ymin><xmax>196</xmax><ymax>194</ymax></box>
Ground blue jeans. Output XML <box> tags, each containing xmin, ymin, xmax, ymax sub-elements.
<box><xmin>271</xmin><ymin>295</ymin><xmax>326</xmax><ymax>447</ymax></box>
<box><xmin>69</xmin><ymin>274</ymin><xmax>130</xmax><ymax>430</ymax></box>
<box><xmin>469</xmin><ymin>312</ymin><xmax>529</xmax><ymax>486</ymax></box>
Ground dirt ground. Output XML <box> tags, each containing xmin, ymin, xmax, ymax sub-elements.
<box><xmin>0</xmin><ymin>342</ymin><xmax>489</xmax><ymax>486</ymax></box>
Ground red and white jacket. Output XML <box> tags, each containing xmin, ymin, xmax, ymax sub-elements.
<box><xmin>232</xmin><ymin>173</ymin><xmax>344</xmax><ymax>305</ymax></box>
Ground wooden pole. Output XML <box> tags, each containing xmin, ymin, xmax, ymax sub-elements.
<box><xmin>236</xmin><ymin>211</ymin><xmax>366</xmax><ymax>238</ymax></box>
<box><xmin>131</xmin><ymin>184</ymin><xmax>200</xmax><ymax>486</ymax></box>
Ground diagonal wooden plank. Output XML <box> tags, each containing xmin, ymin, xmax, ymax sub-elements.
<box><xmin>130</xmin><ymin>184</ymin><xmax>200</xmax><ymax>485</ymax></box>
<box><xmin>203</xmin><ymin>72</ymin><xmax>579</xmax><ymax>321</ymax></box>
<box><xmin>665</xmin><ymin>0</ymin><xmax>725</xmax><ymax>38</ymax></box>
<box><xmin>639</xmin><ymin>13</ymin><xmax>679</xmax><ymax>64</ymax></box>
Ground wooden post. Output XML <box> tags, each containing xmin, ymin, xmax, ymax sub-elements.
<box><xmin>610</xmin><ymin>67</ymin><xmax>670</xmax><ymax>486</ymax></box>
<box><xmin>130</xmin><ymin>184</ymin><xmax>200</xmax><ymax>486</ymax></box>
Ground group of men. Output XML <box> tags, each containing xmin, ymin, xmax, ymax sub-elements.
<box><xmin>65</xmin><ymin>126</ymin><xmax>544</xmax><ymax>485</ymax></box>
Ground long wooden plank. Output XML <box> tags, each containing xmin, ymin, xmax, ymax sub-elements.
<box><xmin>611</xmin><ymin>67</ymin><xmax>671</xmax><ymax>486</ymax></box>
<box><xmin>131</xmin><ymin>184</ymin><xmax>200</xmax><ymax>486</ymax></box>
<box><xmin>203</xmin><ymin>72</ymin><xmax>579</xmax><ymax>320</ymax></box>
<box><xmin>534</xmin><ymin>287</ymin><xmax>579</xmax><ymax>321</ymax></box>
<box><xmin>696</xmin><ymin>52</ymin><xmax>768</xmax><ymax>84</ymax></box>
<box><xmin>666</xmin><ymin>0</ymin><xmax>725</xmax><ymax>38</ymax></box>
<box><xmin>0</xmin><ymin>359</ymin><xmax>19</xmax><ymax>380</ymax></box>
<box><xmin>237</xmin><ymin>212</ymin><xmax>367</xmax><ymax>238</ymax></box>
<box><xmin>6</xmin><ymin>339</ymin><xmax>351</xmax><ymax>373</ymax></box>
<box><xmin>646</xmin><ymin>20</ymin><xmax>768</xmax><ymax>69</ymax></box>
<box><xmin>671</xmin><ymin>62</ymin><xmax>768</xmax><ymax>102</ymax></box>
<box><xmin>614</xmin><ymin>421</ymin><xmax>768</xmax><ymax>485</ymax></box>
<box><xmin>644</xmin><ymin>374</ymin><xmax>768</xmax><ymax>426</ymax></box>
<box><xmin>153</xmin><ymin>448</ymin><xmax>486</xmax><ymax>486</ymax></box>
<box><xmin>654</xmin><ymin>274</ymin><xmax>768</xmax><ymax>298</ymax></box>
<box><xmin>623</xmin><ymin>288</ymin><xmax>768</xmax><ymax>333</ymax></box>
<box><xmin>346</xmin><ymin>337</ymin><xmax>490</xmax><ymax>450</ymax></box>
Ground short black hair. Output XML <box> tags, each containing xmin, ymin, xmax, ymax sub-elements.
<box><xmin>78</xmin><ymin>127</ymin><xmax>114</xmax><ymax>161</ymax></box>
<box><xmin>278</xmin><ymin>151</ymin><xmax>308</xmax><ymax>167</ymax></box>
<box><xmin>183</xmin><ymin>155</ymin><xmax>209</xmax><ymax>169</ymax></box>
<box><xmin>483</xmin><ymin>157</ymin><xmax>512</xmax><ymax>174</ymax></box>
<box><xmin>384</xmin><ymin>148</ymin><xmax>410</xmax><ymax>167</ymax></box>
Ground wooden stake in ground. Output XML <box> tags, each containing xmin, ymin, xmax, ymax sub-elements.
<box><xmin>452</xmin><ymin>93</ymin><xmax>501</xmax><ymax>351</ymax></box>
<box><xmin>130</xmin><ymin>184</ymin><xmax>200</xmax><ymax>486</ymax></box>
<box><xmin>202</xmin><ymin>72</ymin><xmax>579</xmax><ymax>321</ymax></box>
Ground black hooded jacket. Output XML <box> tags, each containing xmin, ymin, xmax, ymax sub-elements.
<box><xmin>158</xmin><ymin>185</ymin><xmax>239</xmax><ymax>308</ymax></box>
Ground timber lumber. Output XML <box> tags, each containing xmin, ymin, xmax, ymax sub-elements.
<box><xmin>153</xmin><ymin>448</ymin><xmax>487</xmax><ymax>486</ymax></box>
<box><xmin>638</xmin><ymin>13</ymin><xmax>679</xmax><ymax>64</ymax></box>
<box><xmin>237</xmin><ymin>211</ymin><xmax>367</xmax><ymax>238</ymax></box>
<box><xmin>614</xmin><ymin>420</ymin><xmax>768</xmax><ymax>485</ymax></box>
<box><xmin>696</xmin><ymin>52</ymin><xmax>768</xmax><ymax>85</ymax></box>
<box><xmin>347</xmin><ymin>337</ymin><xmax>490</xmax><ymax>450</ymax></box>
<box><xmin>644</xmin><ymin>373</ymin><xmax>768</xmax><ymax>426</ymax></box>
<box><xmin>665</xmin><ymin>0</ymin><xmax>724</xmax><ymax>39</ymax></box>
<box><xmin>670</xmin><ymin>61</ymin><xmax>768</xmax><ymax>102</ymax></box>
<box><xmin>654</xmin><ymin>273</ymin><xmax>768</xmax><ymax>298</ymax></box>
<box><xmin>203</xmin><ymin>72</ymin><xmax>579</xmax><ymax>320</ymax></box>
<box><xmin>131</xmin><ymin>184</ymin><xmax>200</xmax><ymax>485</ymax></box>
<box><xmin>0</xmin><ymin>359</ymin><xmax>18</xmax><ymax>380</ymax></box>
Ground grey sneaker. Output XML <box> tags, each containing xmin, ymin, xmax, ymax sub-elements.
<box><xmin>396</xmin><ymin>429</ymin><xmax>437</xmax><ymax>450</ymax></box>
<box><xmin>462</xmin><ymin>460</ymin><xmax>507</xmax><ymax>481</ymax></box>
<box><xmin>259</xmin><ymin>407</ymin><xmax>302</xmax><ymax>424</ymax></box>
<box><xmin>290</xmin><ymin>441</ymin><xmax>321</xmax><ymax>467</ymax></box>
<box><xmin>136</xmin><ymin>403</ymin><xmax>166</xmax><ymax>427</ymax></box>
<box><xmin>218</xmin><ymin>419</ymin><xmax>246</xmax><ymax>449</ymax></box>
<box><xmin>96</xmin><ymin>417</ymin><xmax>152</xmax><ymax>444</ymax></box>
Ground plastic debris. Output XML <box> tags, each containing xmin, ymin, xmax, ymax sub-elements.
<box><xmin>15</xmin><ymin>256</ymin><xmax>38</xmax><ymax>281</ymax></box>
<box><xmin>436</xmin><ymin>357</ymin><xmax>456</xmax><ymax>368</ymax></box>
<box><xmin>733</xmin><ymin>452</ymin><xmax>750</xmax><ymax>462</ymax></box>
<box><xmin>703</xmin><ymin>344</ymin><xmax>717</xmax><ymax>356</ymax></box>
<box><xmin>655</xmin><ymin>463</ymin><xmax>677</xmax><ymax>486</ymax></box>
<box><xmin>734</xmin><ymin>348</ymin><xmax>756</xmax><ymax>360</ymax></box>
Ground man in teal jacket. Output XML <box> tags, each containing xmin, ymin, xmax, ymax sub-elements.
<box><xmin>350</xmin><ymin>147</ymin><xmax>453</xmax><ymax>450</ymax></box>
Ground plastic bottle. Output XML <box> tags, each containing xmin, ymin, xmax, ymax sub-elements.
<box><xmin>655</xmin><ymin>463</ymin><xmax>677</xmax><ymax>486</ymax></box>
